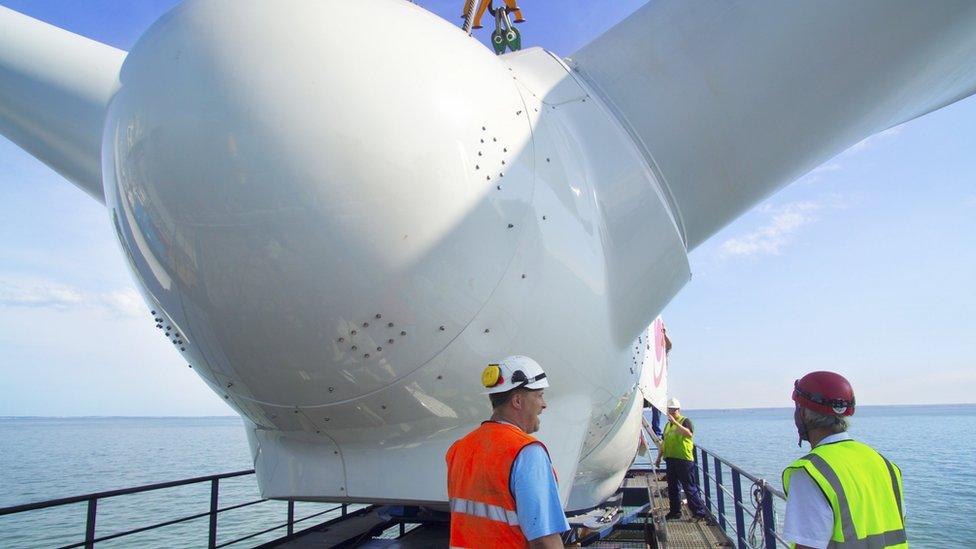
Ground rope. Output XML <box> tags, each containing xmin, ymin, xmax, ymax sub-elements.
<box><xmin>747</xmin><ymin>479</ymin><xmax>767</xmax><ymax>548</ymax></box>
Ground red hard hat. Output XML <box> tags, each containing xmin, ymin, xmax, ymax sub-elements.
<box><xmin>792</xmin><ymin>371</ymin><xmax>855</xmax><ymax>417</ymax></box>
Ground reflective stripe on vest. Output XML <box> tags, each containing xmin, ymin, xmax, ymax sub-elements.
<box><xmin>450</xmin><ymin>497</ymin><xmax>520</xmax><ymax>526</ymax></box>
<box><xmin>662</xmin><ymin>415</ymin><xmax>694</xmax><ymax>461</ymax></box>
<box><xmin>783</xmin><ymin>440</ymin><xmax>906</xmax><ymax>548</ymax></box>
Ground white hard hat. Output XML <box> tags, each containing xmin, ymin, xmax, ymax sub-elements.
<box><xmin>667</xmin><ymin>397</ymin><xmax>681</xmax><ymax>409</ymax></box>
<box><xmin>481</xmin><ymin>355</ymin><xmax>549</xmax><ymax>394</ymax></box>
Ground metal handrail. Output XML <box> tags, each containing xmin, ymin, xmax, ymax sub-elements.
<box><xmin>216</xmin><ymin>504</ymin><xmax>344</xmax><ymax>548</ymax></box>
<box><xmin>0</xmin><ymin>469</ymin><xmax>348</xmax><ymax>549</ymax></box>
<box><xmin>696</xmin><ymin>445</ymin><xmax>786</xmax><ymax>499</ymax></box>
<box><xmin>0</xmin><ymin>470</ymin><xmax>255</xmax><ymax>515</ymax></box>
<box><xmin>692</xmin><ymin>445</ymin><xmax>789</xmax><ymax>549</ymax></box>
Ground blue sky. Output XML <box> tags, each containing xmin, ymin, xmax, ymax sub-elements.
<box><xmin>0</xmin><ymin>1</ymin><xmax>973</xmax><ymax>415</ymax></box>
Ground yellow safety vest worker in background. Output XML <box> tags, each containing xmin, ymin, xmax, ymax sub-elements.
<box><xmin>662</xmin><ymin>414</ymin><xmax>694</xmax><ymax>461</ymax></box>
<box><xmin>783</xmin><ymin>440</ymin><xmax>906</xmax><ymax>548</ymax></box>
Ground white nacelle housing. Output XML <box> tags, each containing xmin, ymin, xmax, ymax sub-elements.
<box><xmin>100</xmin><ymin>0</ymin><xmax>687</xmax><ymax>508</ymax></box>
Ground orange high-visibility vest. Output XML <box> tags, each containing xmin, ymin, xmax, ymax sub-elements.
<box><xmin>446</xmin><ymin>421</ymin><xmax>555</xmax><ymax>548</ymax></box>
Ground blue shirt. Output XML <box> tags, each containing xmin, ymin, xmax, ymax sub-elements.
<box><xmin>509</xmin><ymin>442</ymin><xmax>570</xmax><ymax>541</ymax></box>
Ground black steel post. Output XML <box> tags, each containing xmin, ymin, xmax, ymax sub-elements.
<box><xmin>761</xmin><ymin>486</ymin><xmax>776</xmax><ymax>549</ymax></box>
<box><xmin>714</xmin><ymin>456</ymin><xmax>725</xmax><ymax>530</ymax></box>
<box><xmin>342</xmin><ymin>503</ymin><xmax>347</xmax><ymax>516</ymax></box>
<box><xmin>287</xmin><ymin>500</ymin><xmax>295</xmax><ymax>535</ymax></box>
<box><xmin>732</xmin><ymin>470</ymin><xmax>746</xmax><ymax>549</ymax></box>
<box><xmin>208</xmin><ymin>479</ymin><xmax>219</xmax><ymax>549</ymax></box>
<box><xmin>702</xmin><ymin>449</ymin><xmax>711</xmax><ymax>513</ymax></box>
<box><xmin>84</xmin><ymin>498</ymin><xmax>97</xmax><ymax>549</ymax></box>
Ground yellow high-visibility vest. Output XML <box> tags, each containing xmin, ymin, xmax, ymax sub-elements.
<box><xmin>783</xmin><ymin>439</ymin><xmax>907</xmax><ymax>548</ymax></box>
<box><xmin>662</xmin><ymin>414</ymin><xmax>694</xmax><ymax>461</ymax></box>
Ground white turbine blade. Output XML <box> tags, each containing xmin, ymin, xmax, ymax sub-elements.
<box><xmin>0</xmin><ymin>6</ymin><xmax>125</xmax><ymax>203</ymax></box>
<box><xmin>572</xmin><ymin>0</ymin><xmax>976</xmax><ymax>251</ymax></box>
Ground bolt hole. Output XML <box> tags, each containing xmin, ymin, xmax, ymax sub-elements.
<box><xmin>387</xmin><ymin>322</ymin><xmax>394</xmax><ymax>328</ymax></box>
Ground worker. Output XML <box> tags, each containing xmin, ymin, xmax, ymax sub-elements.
<box><xmin>446</xmin><ymin>355</ymin><xmax>569</xmax><ymax>548</ymax></box>
<box><xmin>783</xmin><ymin>371</ymin><xmax>906</xmax><ymax>548</ymax></box>
<box><xmin>462</xmin><ymin>0</ymin><xmax>525</xmax><ymax>30</ymax></box>
<box><xmin>655</xmin><ymin>397</ymin><xmax>707</xmax><ymax>520</ymax></box>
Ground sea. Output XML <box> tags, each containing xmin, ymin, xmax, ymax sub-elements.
<box><xmin>0</xmin><ymin>405</ymin><xmax>972</xmax><ymax>548</ymax></box>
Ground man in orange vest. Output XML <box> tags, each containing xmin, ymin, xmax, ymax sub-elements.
<box><xmin>446</xmin><ymin>355</ymin><xmax>569</xmax><ymax>548</ymax></box>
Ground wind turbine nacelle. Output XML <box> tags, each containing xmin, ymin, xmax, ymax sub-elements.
<box><xmin>101</xmin><ymin>0</ymin><xmax>688</xmax><ymax>508</ymax></box>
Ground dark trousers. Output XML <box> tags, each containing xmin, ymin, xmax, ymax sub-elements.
<box><xmin>650</xmin><ymin>408</ymin><xmax>664</xmax><ymax>438</ymax></box>
<box><xmin>665</xmin><ymin>458</ymin><xmax>707</xmax><ymax>517</ymax></box>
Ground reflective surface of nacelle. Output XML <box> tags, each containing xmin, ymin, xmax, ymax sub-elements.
<box><xmin>102</xmin><ymin>0</ymin><xmax>687</xmax><ymax>508</ymax></box>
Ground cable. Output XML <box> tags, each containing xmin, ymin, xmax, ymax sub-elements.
<box><xmin>747</xmin><ymin>479</ymin><xmax>767</xmax><ymax>548</ymax></box>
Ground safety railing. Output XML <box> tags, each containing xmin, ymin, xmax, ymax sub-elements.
<box><xmin>0</xmin><ymin>470</ymin><xmax>351</xmax><ymax>549</ymax></box>
<box><xmin>692</xmin><ymin>446</ymin><xmax>788</xmax><ymax>549</ymax></box>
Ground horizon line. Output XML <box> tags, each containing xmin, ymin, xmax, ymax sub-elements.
<box><xmin>2</xmin><ymin>401</ymin><xmax>974</xmax><ymax>419</ymax></box>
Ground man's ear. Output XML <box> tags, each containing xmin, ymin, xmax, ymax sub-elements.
<box><xmin>509</xmin><ymin>391</ymin><xmax>523</xmax><ymax>410</ymax></box>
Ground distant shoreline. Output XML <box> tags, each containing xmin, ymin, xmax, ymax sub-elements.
<box><xmin>2</xmin><ymin>402</ymin><xmax>974</xmax><ymax>418</ymax></box>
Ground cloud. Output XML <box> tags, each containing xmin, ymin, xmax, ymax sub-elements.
<box><xmin>720</xmin><ymin>201</ymin><xmax>821</xmax><ymax>257</ymax></box>
<box><xmin>99</xmin><ymin>288</ymin><xmax>147</xmax><ymax>317</ymax></box>
<box><xmin>811</xmin><ymin>163</ymin><xmax>842</xmax><ymax>175</ymax></box>
<box><xmin>0</xmin><ymin>279</ymin><xmax>145</xmax><ymax>317</ymax></box>
<box><xmin>846</xmin><ymin>125</ymin><xmax>904</xmax><ymax>154</ymax></box>
<box><xmin>803</xmin><ymin>125</ymin><xmax>905</xmax><ymax>184</ymax></box>
<box><xmin>0</xmin><ymin>280</ymin><xmax>85</xmax><ymax>309</ymax></box>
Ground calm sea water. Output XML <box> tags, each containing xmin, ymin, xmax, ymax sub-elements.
<box><xmin>0</xmin><ymin>405</ymin><xmax>972</xmax><ymax>547</ymax></box>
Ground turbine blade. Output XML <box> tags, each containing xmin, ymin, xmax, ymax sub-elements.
<box><xmin>572</xmin><ymin>0</ymin><xmax>976</xmax><ymax>250</ymax></box>
<box><xmin>0</xmin><ymin>6</ymin><xmax>126</xmax><ymax>203</ymax></box>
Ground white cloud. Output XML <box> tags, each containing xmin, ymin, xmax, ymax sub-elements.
<box><xmin>0</xmin><ymin>278</ymin><xmax>145</xmax><ymax>317</ymax></box>
<box><xmin>0</xmin><ymin>280</ymin><xmax>85</xmax><ymax>309</ymax></box>
<box><xmin>720</xmin><ymin>201</ymin><xmax>821</xmax><ymax>257</ymax></box>
<box><xmin>811</xmin><ymin>163</ymin><xmax>842</xmax><ymax>175</ymax></box>
<box><xmin>99</xmin><ymin>288</ymin><xmax>146</xmax><ymax>317</ymax></box>
<box><xmin>847</xmin><ymin>125</ymin><xmax>904</xmax><ymax>154</ymax></box>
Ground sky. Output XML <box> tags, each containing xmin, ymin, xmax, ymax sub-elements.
<box><xmin>0</xmin><ymin>1</ymin><xmax>973</xmax><ymax>415</ymax></box>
